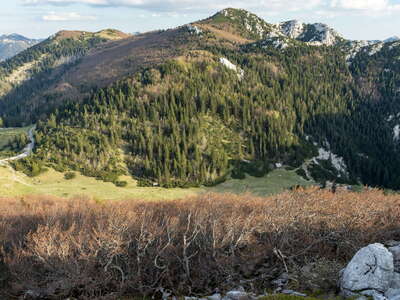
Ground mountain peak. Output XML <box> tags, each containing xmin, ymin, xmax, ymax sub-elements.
<box><xmin>0</xmin><ymin>33</ymin><xmax>42</xmax><ymax>61</ymax></box>
<box><xmin>5</xmin><ymin>33</ymin><xmax>27</xmax><ymax>40</ymax></box>
<box><xmin>95</xmin><ymin>29</ymin><xmax>131</xmax><ymax>40</ymax></box>
<box><xmin>197</xmin><ymin>8</ymin><xmax>277</xmax><ymax>42</ymax></box>
<box><xmin>52</xmin><ymin>30</ymin><xmax>90</xmax><ymax>40</ymax></box>
<box><xmin>384</xmin><ymin>36</ymin><xmax>400</xmax><ymax>43</ymax></box>
<box><xmin>215</xmin><ymin>8</ymin><xmax>251</xmax><ymax>17</ymax></box>
<box><xmin>51</xmin><ymin>29</ymin><xmax>129</xmax><ymax>42</ymax></box>
<box><xmin>0</xmin><ymin>33</ymin><xmax>37</xmax><ymax>43</ymax></box>
<box><xmin>202</xmin><ymin>9</ymin><xmax>343</xmax><ymax>46</ymax></box>
<box><xmin>209</xmin><ymin>7</ymin><xmax>263</xmax><ymax>23</ymax></box>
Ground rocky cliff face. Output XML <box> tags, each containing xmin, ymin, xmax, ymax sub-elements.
<box><xmin>279</xmin><ymin>20</ymin><xmax>305</xmax><ymax>39</ymax></box>
<box><xmin>278</xmin><ymin>20</ymin><xmax>343</xmax><ymax>46</ymax></box>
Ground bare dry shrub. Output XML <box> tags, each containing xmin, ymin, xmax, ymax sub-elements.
<box><xmin>1</xmin><ymin>188</ymin><xmax>400</xmax><ymax>298</ymax></box>
<box><xmin>288</xmin><ymin>258</ymin><xmax>345</xmax><ymax>292</ymax></box>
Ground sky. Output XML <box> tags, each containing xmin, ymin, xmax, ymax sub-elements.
<box><xmin>1</xmin><ymin>0</ymin><xmax>400</xmax><ymax>40</ymax></box>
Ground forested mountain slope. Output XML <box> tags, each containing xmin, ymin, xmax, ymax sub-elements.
<box><xmin>2</xmin><ymin>8</ymin><xmax>400</xmax><ymax>189</ymax></box>
<box><xmin>0</xmin><ymin>29</ymin><xmax>131</xmax><ymax>124</ymax></box>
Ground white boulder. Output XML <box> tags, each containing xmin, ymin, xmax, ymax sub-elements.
<box><xmin>392</xmin><ymin>273</ymin><xmax>400</xmax><ymax>289</ymax></box>
<box><xmin>219</xmin><ymin>58</ymin><xmax>244</xmax><ymax>79</ymax></box>
<box><xmin>361</xmin><ymin>289</ymin><xmax>388</xmax><ymax>300</ymax></box>
<box><xmin>386</xmin><ymin>288</ymin><xmax>400</xmax><ymax>300</ymax></box>
<box><xmin>389</xmin><ymin>245</ymin><xmax>400</xmax><ymax>272</ymax></box>
<box><xmin>340</xmin><ymin>243</ymin><xmax>394</xmax><ymax>297</ymax></box>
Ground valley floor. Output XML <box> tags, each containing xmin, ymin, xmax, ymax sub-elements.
<box><xmin>0</xmin><ymin>165</ymin><xmax>313</xmax><ymax>200</ymax></box>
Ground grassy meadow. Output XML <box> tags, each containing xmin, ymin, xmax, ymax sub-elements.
<box><xmin>208</xmin><ymin>168</ymin><xmax>314</xmax><ymax>196</ymax></box>
<box><xmin>0</xmin><ymin>163</ymin><xmax>313</xmax><ymax>200</ymax></box>
<box><xmin>0</xmin><ymin>164</ymin><xmax>199</xmax><ymax>200</ymax></box>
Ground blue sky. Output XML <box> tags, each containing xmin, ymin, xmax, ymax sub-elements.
<box><xmin>2</xmin><ymin>0</ymin><xmax>400</xmax><ymax>40</ymax></box>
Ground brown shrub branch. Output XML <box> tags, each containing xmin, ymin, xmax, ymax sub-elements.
<box><xmin>0</xmin><ymin>188</ymin><xmax>399</xmax><ymax>298</ymax></box>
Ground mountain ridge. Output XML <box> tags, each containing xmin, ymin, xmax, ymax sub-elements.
<box><xmin>0</xmin><ymin>28</ymin><xmax>137</xmax><ymax>122</ymax></box>
<box><xmin>2</xmin><ymin>8</ymin><xmax>400</xmax><ymax>189</ymax></box>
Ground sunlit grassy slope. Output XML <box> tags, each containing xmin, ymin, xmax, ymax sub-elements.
<box><xmin>0</xmin><ymin>164</ymin><xmax>314</xmax><ymax>200</ymax></box>
<box><xmin>208</xmin><ymin>169</ymin><xmax>315</xmax><ymax>196</ymax></box>
<box><xmin>0</xmin><ymin>165</ymin><xmax>199</xmax><ymax>200</ymax></box>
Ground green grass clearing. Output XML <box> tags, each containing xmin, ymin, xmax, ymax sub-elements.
<box><xmin>0</xmin><ymin>165</ymin><xmax>200</xmax><ymax>200</ymax></box>
<box><xmin>0</xmin><ymin>164</ymin><xmax>315</xmax><ymax>200</ymax></box>
<box><xmin>208</xmin><ymin>168</ymin><xmax>315</xmax><ymax>196</ymax></box>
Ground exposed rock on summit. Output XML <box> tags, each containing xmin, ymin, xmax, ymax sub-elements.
<box><xmin>278</xmin><ymin>20</ymin><xmax>343</xmax><ymax>46</ymax></box>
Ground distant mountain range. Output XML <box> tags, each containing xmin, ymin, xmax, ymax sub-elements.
<box><xmin>2</xmin><ymin>8</ymin><xmax>400</xmax><ymax>189</ymax></box>
<box><xmin>0</xmin><ymin>29</ymin><xmax>396</xmax><ymax>62</ymax></box>
<box><xmin>0</xmin><ymin>34</ymin><xmax>42</xmax><ymax>61</ymax></box>
<box><xmin>384</xmin><ymin>36</ymin><xmax>400</xmax><ymax>43</ymax></box>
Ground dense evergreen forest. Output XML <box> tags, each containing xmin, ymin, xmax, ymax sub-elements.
<box><xmin>15</xmin><ymin>43</ymin><xmax>400</xmax><ymax>188</ymax></box>
<box><xmin>3</xmin><ymin>9</ymin><xmax>400</xmax><ymax>189</ymax></box>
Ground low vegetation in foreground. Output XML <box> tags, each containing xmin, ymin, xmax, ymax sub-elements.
<box><xmin>1</xmin><ymin>188</ymin><xmax>399</xmax><ymax>299</ymax></box>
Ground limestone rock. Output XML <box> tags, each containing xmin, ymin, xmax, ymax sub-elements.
<box><xmin>340</xmin><ymin>243</ymin><xmax>394</xmax><ymax>296</ymax></box>
<box><xmin>385</xmin><ymin>288</ymin><xmax>400</xmax><ymax>300</ymax></box>
<box><xmin>391</xmin><ymin>272</ymin><xmax>400</xmax><ymax>289</ymax></box>
<box><xmin>389</xmin><ymin>245</ymin><xmax>400</xmax><ymax>273</ymax></box>
<box><xmin>224</xmin><ymin>290</ymin><xmax>252</xmax><ymax>300</ymax></box>
<box><xmin>360</xmin><ymin>289</ymin><xmax>387</xmax><ymax>300</ymax></box>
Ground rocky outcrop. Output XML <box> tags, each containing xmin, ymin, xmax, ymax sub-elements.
<box><xmin>340</xmin><ymin>242</ymin><xmax>400</xmax><ymax>300</ymax></box>
<box><xmin>278</xmin><ymin>21</ymin><xmax>343</xmax><ymax>46</ymax></box>
<box><xmin>279</xmin><ymin>20</ymin><xmax>304</xmax><ymax>39</ymax></box>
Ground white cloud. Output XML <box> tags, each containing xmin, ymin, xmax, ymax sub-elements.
<box><xmin>23</xmin><ymin>0</ymin><xmax>323</xmax><ymax>13</ymax></box>
<box><xmin>26</xmin><ymin>0</ymin><xmax>108</xmax><ymax>4</ymax></box>
<box><xmin>23</xmin><ymin>0</ymin><xmax>400</xmax><ymax>16</ymax></box>
<box><xmin>330</xmin><ymin>0</ymin><xmax>400</xmax><ymax>13</ymax></box>
<box><xmin>42</xmin><ymin>11</ymin><xmax>97</xmax><ymax>21</ymax></box>
<box><xmin>331</xmin><ymin>0</ymin><xmax>388</xmax><ymax>10</ymax></box>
